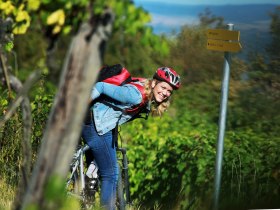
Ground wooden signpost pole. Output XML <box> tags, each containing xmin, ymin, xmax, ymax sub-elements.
<box><xmin>207</xmin><ymin>23</ymin><xmax>242</xmax><ymax>210</ymax></box>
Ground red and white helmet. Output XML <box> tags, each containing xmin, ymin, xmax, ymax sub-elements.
<box><xmin>153</xmin><ymin>67</ymin><xmax>181</xmax><ymax>89</ymax></box>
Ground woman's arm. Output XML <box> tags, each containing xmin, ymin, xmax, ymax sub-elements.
<box><xmin>91</xmin><ymin>82</ymin><xmax>142</xmax><ymax>105</ymax></box>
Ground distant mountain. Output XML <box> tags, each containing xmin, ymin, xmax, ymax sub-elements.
<box><xmin>135</xmin><ymin>2</ymin><xmax>279</xmax><ymax>60</ymax></box>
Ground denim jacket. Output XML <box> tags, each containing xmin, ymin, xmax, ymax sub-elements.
<box><xmin>91</xmin><ymin>82</ymin><xmax>145</xmax><ymax>135</ymax></box>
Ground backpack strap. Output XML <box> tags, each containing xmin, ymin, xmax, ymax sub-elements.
<box><xmin>100</xmin><ymin>99</ymin><xmax>150</xmax><ymax>148</ymax></box>
<box><xmin>112</xmin><ymin>116</ymin><xmax>121</xmax><ymax>148</ymax></box>
<box><xmin>100</xmin><ymin>99</ymin><xmax>150</xmax><ymax>119</ymax></box>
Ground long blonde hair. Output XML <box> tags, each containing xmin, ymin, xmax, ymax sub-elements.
<box><xmin>143</xmin><ymin>79</ymin><xmax>171</xmax><ymax>117</ymax></box>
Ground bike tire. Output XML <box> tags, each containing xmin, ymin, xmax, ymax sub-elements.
<box><xmin>66</xmin><ymin>170</ymin><xmax>81</xmax><ymax>199</ymax></box>
<box><xmin>117</xmin><ymin>163</ymin><xmax>126</xmax><ymax>210</ymax></box>
<box><xmin>122</xmin><ymin>150</ymin><xmax>131</xmax><ymax>205</ymax></box>
<box><xmin>66</xmin><ymin>146</ymin><xmax>97</xmax><ymax>209</ymax></box>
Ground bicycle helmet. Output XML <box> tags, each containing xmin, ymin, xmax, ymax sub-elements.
<box><xmin>153</xmin><ymin>67</ymin><xmax>181</xmax><ymax>89</ymax></box>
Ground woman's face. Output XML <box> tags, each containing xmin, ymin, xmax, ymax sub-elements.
<box><xmin>152</xmin><ymin>80</ymin><xmax>173</xmax><ymax>103</ymax></box>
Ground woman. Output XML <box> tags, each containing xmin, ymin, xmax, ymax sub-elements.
<box><xmin>82</xmin><ymin>66</ymin><xmax>181</xmax><ymax>209</ymax></box>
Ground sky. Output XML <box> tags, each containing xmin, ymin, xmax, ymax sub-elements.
<box><xmin>134</xmin><ymin>0</ymin><xmax>280</xmax><ymax>5</ymax></box>
<box><xmin>133</xmin><ymin>0</ymin><xmax>280</xmax><ymax>58</ymax></box>
<box><xmin>133</xmin><ymin>0</ymin><xmax>280</xmax><ymax>33</ymax></box>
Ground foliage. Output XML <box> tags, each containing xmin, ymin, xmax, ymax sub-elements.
<box><xmin>0</xmin><ymin>178</ymin><xmax>15</xmax><ymax>210</ymax></box>
<box><xmin>30</xmin><ymin>93</ymin><xmax>54</xmax><ymax>151</ymax></box>
<box><xmin>198</xmin><ymin>8</ymin><xmax>225</xmax><ymax>28</ymax></box>
<box><xmin>167</xmin><ymin>25</ymin><xmax>225</xmax><ymax>84</ymax></box>
<box><xmin>24</xmin><ymin>175</ymin><xmax>80</xmax><ymax>210</ymax></box>
<box><xmin>121</xmin><ymin>83</ymin><xmax>280</xmax><ymax>210</ymax></box>
<box><xmin>221</xmin><ymin>130</ymin><xmax>280</xmax><ymax>209</ymax></box>
<box><xmin>105</xmin><ymin>30</ymin><xmax>170</xmax><ymax>77</ymax></box>
<box><xmin>267</xmin><ymin>6</ymin><xmax>280</xmax><ymax>73</ymax></box>
<box><xmin>0</xmin><ymin>80</ymin><xmax>54</xmax><ymax>185</ymax></box>
<box><xmin>0</xmin><ymin>87</ymin><xmax>22</xmax><ymax>185</ymax></box>
<box><xmin>1</xmin><ymin>0</ymin><xmax>170</xmax><ymax>84</ymax></box>
<box><xmin>122</xmin><ymin>112</ymin><xmax>216</xmax><ymax>209</ymax></box>
<box><xmin>232</xmin><ymin>5</ymin><xmax>280</xmax><ymax>136</ymax></box>
<box><xmin>0</xmin><ymin>111</ymin><xmax>22</xmax><ymax>183</ymax></box>
<box><xmin>0</xmin><ymin>0</ymin><xmax>33</xmax><ymax>35</ymax></box>
<box><xmin>0</xmin><ymin>2</ymin><xmax>280</xmax><ymax>210</ymax></box>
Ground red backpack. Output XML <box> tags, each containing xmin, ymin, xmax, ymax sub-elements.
<box><xmin>97</xmin><ymin>64</ymin><xmax>149</xmax><ymax>116</ymax></box>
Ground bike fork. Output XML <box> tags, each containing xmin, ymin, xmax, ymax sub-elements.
<box><xmin>80</xmin><ymin>151</ymin><xmax>85</xmax><ymax>190</ymax></box>
<box><xmin>118</xmin><ymin>147</ymin><xmax>131</xmax><ymax>204</ymax></box>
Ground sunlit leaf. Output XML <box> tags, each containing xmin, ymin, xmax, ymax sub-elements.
<box><xmin>27</xmin><ymin>0</ymin><xmax>40</xmax><ymax>11</ymax></box>
<box><xmin>18</xmin><ymin>4</ymin><xmax>25</xmax><ymax>11</ymax></box>
<box><xmin>62</xmin><ymin>25</ymin><xmax>72</xmax><ymax>34</ymax></box>
<box><xmin>127</xmin><ymin>4</ymin><xmax>136</xmax><ymax>14</ymax></box>
<box><xmin>13</xmin><ymin>20</ymin><xmax>30</xmax><ymax>34</ymax></box>
<box><xmin>0</xmin><ymin>1</ymin><xmax>15</xmax><ymax>15</ymax></box>
<box><xmin>65</xmin><ymin>2</ymin><xmax>72</xmax><ymax>9</ymax></box>
<box><xmin>4</xmin><ymin>41</ymin><xmax>14</xmax><ymax>52</ymax></box>
<box><xmin>1</xmin><ymin>99</ymin><xmax>8</xmax><ymax>107</ymax></box>
<box><xmin>15</xmin><ymin>10</ymin><xmax>30</xmax><ymax>22</ymax></box>
<box><xmin>46</xmin><ymin>9</ymin><xmax>65</xmax><ymax>25</ymax></box>
<box><xmin>52</xmin><ymin>25</ymin><xmax>61</xmax><ymax>34</ymax></box>
<box><xmin>139</xmin><ymin>10</ymin><xmax>151</xmax><ymax>23</ymax></box>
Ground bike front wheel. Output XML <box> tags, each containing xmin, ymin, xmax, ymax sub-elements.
<box><xmin>117</xmin><ymin>163</ymin><xmax>126</xmax><ymax>210</ymax></box>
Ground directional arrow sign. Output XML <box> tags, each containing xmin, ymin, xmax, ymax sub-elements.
<box><xmin>207</xmin><ymin>29</ymin><xmax>240</xmax><ymax>41</ymax></box>
<box><xmin>207</xmin><ymin>39</ymin><xmax>242</xmax><ymax>52</ymax></box>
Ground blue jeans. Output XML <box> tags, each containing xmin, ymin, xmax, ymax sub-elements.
<box><xmin>82</xmin><ymin>122</ymin><xmax>118</xmax><ymax>210</ymax></box>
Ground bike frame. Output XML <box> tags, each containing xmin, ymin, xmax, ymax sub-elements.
<box><xmin>66</xmin><ymin>143</ymin><xmax>131</xmax><ymax>208</ymax></box>
<box><xmin>66</xmin><ymin>145</ymin><xmax>90</xmax><ymax>199</ymax></box>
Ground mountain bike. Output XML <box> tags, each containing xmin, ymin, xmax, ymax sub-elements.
<box><xmin>66</xmin><ymin>142</ymin><xmax>132</xmax><ymax>210</ymax></box>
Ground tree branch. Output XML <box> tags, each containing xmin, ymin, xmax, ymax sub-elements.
<box><xmin>21</xmin><ymin>8</ymin><xmax>114</xmax><ymax>209</ymax></box>
<box><xmin>0</xmin><ymin>53</ymin><xmax>12</xmax><ymax>98</ymax></box>
<box><xmin>0</xmin><ymin>70</ymin><xmax>41</xmax><ymax>127</ymax></box>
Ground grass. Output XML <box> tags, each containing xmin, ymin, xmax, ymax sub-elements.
<box><xmin>0</xmin><ymin>178</ymin><xmax>15</xmax><ymax>210</ymax></box>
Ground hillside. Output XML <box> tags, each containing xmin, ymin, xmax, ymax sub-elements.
<box><xmin>135</xmin><ymin>3</ymin><xmax>279</xmax><ymax>60</ymax></box>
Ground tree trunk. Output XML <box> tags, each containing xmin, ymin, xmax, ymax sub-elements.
<box><xmin>21</xmin><ymin>9</ymin><xmax>114</xmax><ymax>209</ymax></box>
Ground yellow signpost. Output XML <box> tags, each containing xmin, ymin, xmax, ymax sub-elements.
<box><xmin>207</xmin><ymin>39</ymin><xmax>242</xmax><ymax>52</ymax></box>
<box><xmin>206</xmin><ymin>28</ymin><xmax>242</xmax><ymax>52</ymax></box>
<box><xmin>207</xmin><ymin>29</ymin><xmax>240</xmax><ymax>41</ymax></box>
